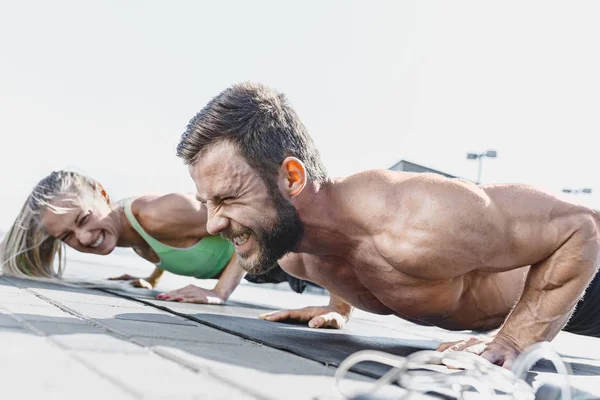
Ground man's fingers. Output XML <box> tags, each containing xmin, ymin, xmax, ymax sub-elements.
<box><xmin>447</xmin><ymin>338</ymin><xmax>480</xmax><ymax>352</ymax></box>
<box><xmin>258</xmin><ymin>311</ymin><xmax>272</xmax><ymax>318</ymax></box>
<box><xmin>308</xmin><ymin>312</ymin><xmax>344</xmax><ymax>329</ymax></box>
<box><xmin>308</xmin><ymin>315</ymin><xmax>327</xmax><ymax>328</ymax></box>
<box><xmin>480</xmin><ymin>350</ymin><xmax>501</xmax><ymax>365</ymax></box>
<box><xmin>259</xmin><ymin>308</ymin><xmax>322</xmax><ymax>322</ymax></box>
<box><xmin>438</xmin><ymin>338</ymin><xmax>514</xmax><ymax>370</ymax></box>
<box><xmin>437</xmin><ymin>341</ymin><xmax>461</xmax><ymax>352</ymax></box>
<box><xmin>502</xmin><ymin>357</ymin><xmax>514</xmax><ymax>370</ymax></box>
<box><xmin>481</xmin><ymin>349</ymin><xmax>516</xmax><ymax>370</ymax></box>
<box><xmin>441</xmin><ymin>358</ymin><xmax>466</xmax><ymax>370</ymax></box>
<box><xmin>258</xmin><ymin>311</ymin><xmax>276</xmax><ymax>320</ymax></box>
<box><xmin>258</xmin><ymin>307</ymin><xmax>344</xmax><ymax>326</ymax></box>
<box><xmin>463</xmin><ymin>342</ymin><xmax>487</xmax><ymax>355</ymax></box>
<box><xmin>259</xmin><ymin>310</ymin><xmax>293</xmax><ymax>322</ymax></box>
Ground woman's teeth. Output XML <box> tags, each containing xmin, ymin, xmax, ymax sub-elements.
<box><xmin>91</xmin><ymin>231</ymin><xmax>104</xmax><ymax>248</ymax></box>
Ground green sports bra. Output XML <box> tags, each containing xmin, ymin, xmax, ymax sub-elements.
<box><xmin>123</xmin><ymin>200</ymin><xmax>235</xmax><ymax>279</ymax></box>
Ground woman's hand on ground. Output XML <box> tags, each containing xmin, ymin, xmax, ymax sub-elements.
<box><xmin>156</xmin><ymin>284</ymin><xmax>225</xmax><ymax>305</ymax></box>
<box><xmin>107</xmin><ymin>274</ymin><xmax>155</xmax><ymax>290</ymax></box>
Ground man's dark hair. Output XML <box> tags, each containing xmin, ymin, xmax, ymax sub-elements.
<box><xmin>177</xmin><ymin>82</ymin><xmax>328</xmax><ymax>184</ymax></box>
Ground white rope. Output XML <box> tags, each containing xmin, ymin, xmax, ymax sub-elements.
<box><xmin>335</xmin><ymin>341</ymin><xmax>572</xmax><ymax>400</ymax></box>
<box><xmin>512</xmin><ymin>341</ymin><xmax>572</xmax><ymax>400</ymax></box>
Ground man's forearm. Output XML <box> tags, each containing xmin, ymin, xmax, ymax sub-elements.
<box><xmin>498</xmin><ymin>228</ymin><xmax>599</xmax><ymax>349</ymax></box>
<box><xmin>329</xmin><ymin>293</ymin><xmax>354</xmax><ymax>317</ymax></box>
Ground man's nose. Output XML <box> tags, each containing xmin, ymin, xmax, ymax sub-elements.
<box><xmin>205</xmin><ymin>205</ymin><xmax>229</xmax><ymax>235</ymax></box>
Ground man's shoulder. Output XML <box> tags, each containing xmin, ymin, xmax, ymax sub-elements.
<box><xmin>341</xmin><ymin>168</ymin><xmax>463</xmax><ymax>186</ymax></box>
<box><xmin>337</xmin><ymin>169</ymin><xmax>472</xmax><ymax>201</ymax></box>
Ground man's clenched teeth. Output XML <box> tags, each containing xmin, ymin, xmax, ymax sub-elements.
<box><xmin>233</xmin><ymin>232</ymin><xmax>250</xmax><ymax>246</ymax></box>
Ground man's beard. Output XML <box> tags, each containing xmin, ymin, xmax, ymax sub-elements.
<box><xmin>235</xmin><ymin>188</ymin><xmax>304</xmax><ymax>275</ymax></box>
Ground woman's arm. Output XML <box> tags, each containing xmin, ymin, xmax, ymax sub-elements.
<box><xmin>156</xmin><ymin>253</ymin><xmax>245</xmax><ymax>305</ymax></box>
<box><xmin>134</xmin><ymin>193</ymin><xmax>210</xmax><ymax>244</ymax></box>
<box><xmin>213</xmin><ymin>252</ymin><xmax>246</xmax><ymax>301</ymax></box>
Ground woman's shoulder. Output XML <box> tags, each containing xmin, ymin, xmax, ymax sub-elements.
<box><xmin>130</xmin><ymin>194</ymin><xmax>208</xmax><ymax>240</ymax></box>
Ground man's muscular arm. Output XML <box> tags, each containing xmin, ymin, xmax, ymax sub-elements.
<box><xmin>441</xmin><ymin>215</ymin><xmax>600</xmax><ymax>368</ymax></box>
<box><xmin>389</xmin><ymin>177</ymin><xmax>600</xmax><ymax>368</ymax></box>
<box><xmin>485</xmin><ymin>217</ymin><xmax>600</xmax><ymax>368</ymax></box>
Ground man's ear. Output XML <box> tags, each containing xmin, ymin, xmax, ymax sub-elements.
<box><xmin>278</xmin><ymin>157</ymin><xmax>307</xmax><ymax>198</ymax></box>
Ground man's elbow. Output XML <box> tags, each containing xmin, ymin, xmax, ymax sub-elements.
<box><xmin>572</xmin><ymin>214</ymin><xmax>600</xmax><ymax>273</ymax></box>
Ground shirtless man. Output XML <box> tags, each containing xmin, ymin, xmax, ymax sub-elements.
<box><xmin>175</xmin><ymin>82</ymin><xmax>600</xmax><ymax>369</ymax></box>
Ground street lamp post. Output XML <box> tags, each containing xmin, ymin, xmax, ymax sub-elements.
<box><xmin>466</xmin><ymin>150</ymin><xmax>497</xmax><ymax>184</ymax></box>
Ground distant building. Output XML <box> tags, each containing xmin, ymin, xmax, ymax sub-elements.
<box><xmin>389</xmin><ymin>159</ymin><xmax>458</xmax><ymax>179</ymax></box>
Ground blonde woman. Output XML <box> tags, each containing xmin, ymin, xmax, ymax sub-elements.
<box><xmin>1</xmin><ymin>170</ymin><xmax>309</xmax><ymax>303</ymax></box>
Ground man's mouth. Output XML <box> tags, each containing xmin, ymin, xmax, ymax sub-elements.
<box><xmin>90</xmin><ymin>231</ymin><xmax>105</xmax><ymax>249</ymax></box>
<box><xmin>233</xmin><ymin>232</ymin><xmax>250</xmax><ymax>247</ymax></box>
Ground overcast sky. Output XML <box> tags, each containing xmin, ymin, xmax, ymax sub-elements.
<box><xmin>1</xmin><ymin>0</ymin><xmax>599</xmax><ymax>230</ymax></box>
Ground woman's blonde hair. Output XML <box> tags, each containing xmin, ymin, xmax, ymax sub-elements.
<box><xmin>0</xmin><ymin>170</ymin><xmax>109</xmax><ymax>278</ymax></box>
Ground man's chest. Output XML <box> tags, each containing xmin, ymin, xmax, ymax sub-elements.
<box><xmin>342</xmin><ymin>252</ymin><xmax>463</xmax><ymax>319</ymax></box>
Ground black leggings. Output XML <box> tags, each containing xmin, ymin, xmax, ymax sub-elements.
<box><xmin>244</xmin><ymin>263</ymin><xmax>319</xmax><ymax>294</ymax></box>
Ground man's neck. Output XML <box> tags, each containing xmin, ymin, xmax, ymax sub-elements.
<box><xmin>291</xmin><ymin>178</ymin><xmax>360</xmax><ymax>256</ymax></box>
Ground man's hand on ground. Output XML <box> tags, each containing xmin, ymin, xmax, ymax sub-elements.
<box><xmin>259</xmin><ymin>306</ymin><xmax>349</xmax><ymax>329</ymax></box>
<box><xmin>156</xmin><ymin>284</ymin><xmax>225</xmax><ymax>305</ymax></box>
<box><xmin>480</xmin><ymin>334</ymin><xmax>521</xmax><ymax>370</ymax></box>
<box><xmin>107</xmin><ymin>274</ymin><xmax>155</xmax><ymax>290</ymax></box>
<box><xmin>436</xmin><ymin>334</ymin><xmax>521</xmax><ymax>370</ymax></box>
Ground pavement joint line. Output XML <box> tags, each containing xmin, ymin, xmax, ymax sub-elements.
<box><xmin>99</xmin><ymin>289</ymin><xmax>360</xmax><ymax>376</ymax></box>
<box><xmin>0</xmin><ymin>302</ymin><xmax>42</xmax><ymax>335</ymax></box>
<box><xmin>149</xmin><ymin>346</ymin><xmax>272</xmax><ymax>400</ymax></box>
<box><xmin>129</xmin><ymin>335</ymin><xmax>254</xmax><ymax>346</ymax></box>
<box><xmin>22</xmin><ymin>287</ymin><xmax>137</xmax><ymax>339</ymax></box>
<box><xmin>53</xmin><ymin>300</ymin><xmax>149</xmax><ymax>308</ymax></box>
<box><xmin>14</xmin><ymin>283</ymin><xmax>273</xmax><ymax>396</ymax></box>
<box><xmin>0</xmin><ymin>301</ymin><xmax>142</xmax><ymax>399</ymax></box>
<box><xmin>5</xmin><ymin>281</ymin><xmax>387</xmax><ymax>396</ymax></box>
<box><xmin>100</xmin><ymin>288</ymin><xmax>274</xmax><ymax>347</ymax></box>
<box><xmin>36</xmin><ymin>286</ymin><xmax>389</xmax><ymax>382</ymax></box>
